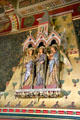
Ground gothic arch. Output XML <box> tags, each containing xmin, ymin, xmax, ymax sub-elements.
<box><xmin>36</xmin><ymin>40</ymin><xmax>46</xmax><ymax>47</ymax></box>
<box><xmin>46</xmin><ymin>31</ymin><xmax>61</xmax><ymax>47</ymax></box>
<box><xmin>23</xmin><ymin>41</ymin><xmax>35</xmax><ymax>51</ymax></box>
<box><xmin>23</xmin><ymin>36</ymin><xmax>35</xmax><ymax>51</ymax></box>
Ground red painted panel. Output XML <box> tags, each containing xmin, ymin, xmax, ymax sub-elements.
<box><xmin>9</xmin><ymin>109</ymin><xmax>14</xmax><ymax>112</ymax></box>
<box><xmin>49</xmin><ymin>3</ymin><xmax>80</xmax><ymax>17</ymax></box>
<box><xmin>34</xmin><ymin>12</ymin><xmax>44</xmax><ymax>19</ymax></box>
<box><xmin>50</xmin><ymin>110</ymin><xmax>56</xmax><ymax>114</ymax></box>
<box><xmin>29</xmin><ymin>109</ymin><xmax>34</xmax><ymax>113</ymax></box>
<box><xmin>36</xmin><ymin>110</ymin><xmax>41</xmax><ymax>113</ymax></box>
<box><xmin>67</xmin><ymin>111</ymin><xmax>73</xmax><ymax>115</ymax></box>
<box><xmin>3</xmin><ymin>109</ymin><xmax>7</xmax><ymax>112</ymax></box>
<box><xmin>15</xmin><ymin>109</ymin><xmax>20</xmax><ymax>112</ymax></box>
<box><xmin>76</xmin><ymin>112</ymin><xmax>80</xmax><ymax>115</ymax></box>
<box><xmin>22</xmin><ymin>109</ymin><xmax>26</xmax><ymax>112</ymax></box>
<box><xmin>58</xmin><ymin>110</ymin><xmax>64</xmax><ymax>114</ymax></box>
<box><xmin>43</xmin><ymin>110</ymin><xmax>48</xmax><ymax>113</ymax></box>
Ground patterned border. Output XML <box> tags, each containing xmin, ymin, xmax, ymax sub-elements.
<box><xmin>0</xmin><ymin>108</ymin><xmax>80</xmax><ymax>119</ymax></box>
<box><xmin>9</xmin><ymin>14</ymin><xmax>19</xmax><ymax>32</ymax></box>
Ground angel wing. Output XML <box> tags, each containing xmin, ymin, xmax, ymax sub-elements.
<box><xmin>60</xmin><ymin>50</ymin><xmax>72</xmax><ymax>69</ymax></box>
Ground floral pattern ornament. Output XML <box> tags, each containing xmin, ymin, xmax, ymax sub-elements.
<box><xmin>9</xmin><ymin>14</ymin><xmax>19</xmax><ymax>32</ymax></box>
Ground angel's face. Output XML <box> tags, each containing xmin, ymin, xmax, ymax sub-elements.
<box><xmin>39</xmin><ymin>48</ymin><xmax>43</xmax><ymax>54</ymax></box>
<box><xmin>28</xmin><ymin>49</ymin><xmax>33</xmax><ymax>56</ymax></box>
<box><xmin>50</xmin><ymin>47</ymin><xmax>56</xmax><ymax>53</ymax></box>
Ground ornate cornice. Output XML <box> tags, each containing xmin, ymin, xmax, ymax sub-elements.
<box><xmin>17</xmin><ymin>0</ymin><xmax>80</xmax><ymax>17</ymax></box>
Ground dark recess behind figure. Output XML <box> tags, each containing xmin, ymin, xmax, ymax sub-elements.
<box><xmin>0</xmin><ymin>32</ymin><xmax>25</xmax><ymax>91</ymax></box>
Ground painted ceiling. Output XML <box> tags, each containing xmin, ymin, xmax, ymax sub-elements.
<box><xmin>0</xmin><ymin>0</ymin><xmax>79</xmax><ymax>35</ymax></box>
<box><xmin>0</xmin><ymin>0</ymin><xmax>79</xmax><ymax>8</ymax></box>
<box><xmin>0</xmin><ymin>0</ymin><xmax>79</xmax><ymax>17</ymax></box>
